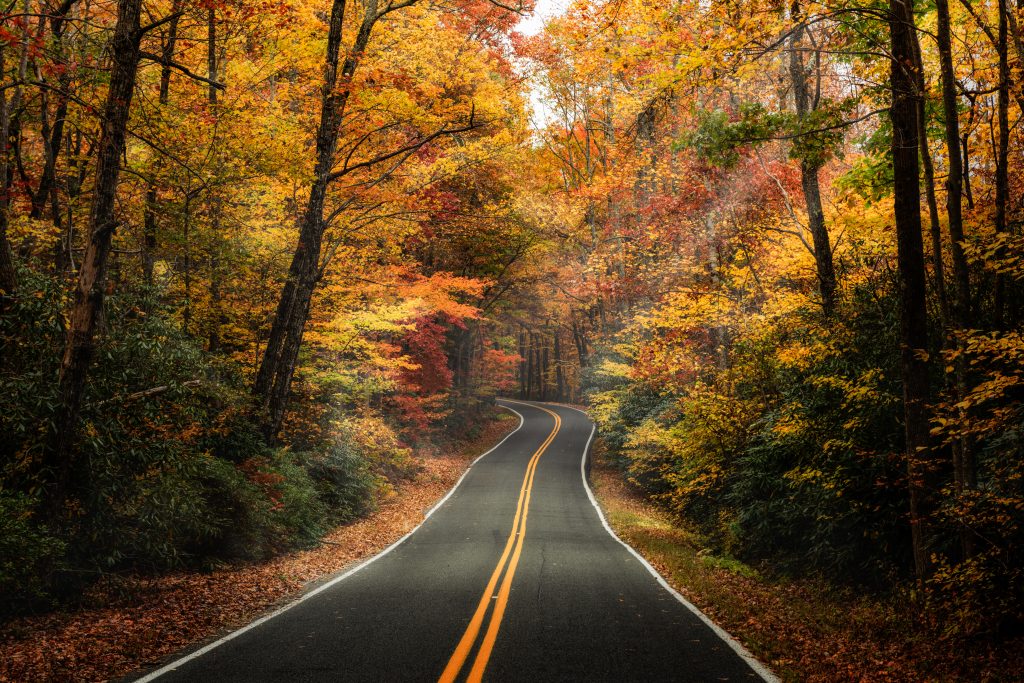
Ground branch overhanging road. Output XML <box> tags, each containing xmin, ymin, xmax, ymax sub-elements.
<box><xmin>134</xmin><ymin>400</ymin><xmax>776</xmax><ymax>682</ymax></box>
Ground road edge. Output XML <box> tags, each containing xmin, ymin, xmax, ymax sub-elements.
<box><xmin>130</xmin><ymin>406</ymin><xmax>526</xmax><ymax>683</ymax></box>
<box><xmin>560</xmin><ymin>403</ymin><xmax>781</xmax><ymax>683</ymax></box>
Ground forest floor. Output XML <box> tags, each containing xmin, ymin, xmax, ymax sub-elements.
<box><xmin>588</xmin><ymin>440</ymin><xmax>1024</xmax><ymax>683</ymax></box>
<box><xmin>0</xmin><ymin>409</ymin><xmax>518</xmax><ymax>683</ymax></box>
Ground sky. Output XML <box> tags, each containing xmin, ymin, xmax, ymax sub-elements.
<box><xmin>516</xmin><ymin>0</ymin><xmax>565</xmax><ymax>36</ymax></box>
<box><xmin>514</xmin><ymin>0</ymin><xmax>567</xmax><ymax>128</ymax></box>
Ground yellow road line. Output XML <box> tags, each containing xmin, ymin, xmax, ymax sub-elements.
<box><xmin>438</xmin><ymin>401</ymin><xmax>561</xmax><ymax>683</ymax></box>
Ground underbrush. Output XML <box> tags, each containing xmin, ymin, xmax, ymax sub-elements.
<box><xmin>589</xmin><ymin>442</ymin><xmax>1024</xmax><ymax>682</ymax></box>
<box><xmin>585</xmin><ymin>273</ymin><xmax>1024</xmax><ymax>645</ymax></box>
<box><xmin>0</xmin><ymin>270</ymin><xmax>441</xmax><ymax>618</ymax></box>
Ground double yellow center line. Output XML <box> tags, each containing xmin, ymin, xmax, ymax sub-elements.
<box><xmin>438</xmin><ymin>401</ymin><xmax>562</xmax><ymax>683</ymax></box>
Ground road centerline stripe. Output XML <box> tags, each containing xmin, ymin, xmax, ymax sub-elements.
<box><xmin>438</xmin><ymin>401</ymin><xmax>560</xmax><ymax>683</ymax></box>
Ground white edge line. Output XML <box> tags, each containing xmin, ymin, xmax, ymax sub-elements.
<box><xmin>554</xmin><ymin>402</ymin><xmax>781</xmax><ymax>683</ymax></box>
<box><xmin>133</xmin><ymin>406</ymin><xmax>526</xmax><ymax>682</ymax></box>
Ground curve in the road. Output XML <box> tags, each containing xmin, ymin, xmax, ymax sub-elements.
<box><xmin>133</xmin><ymin>409</ymin><xmax>528</xmax><ymax>683</ymax></box>
<box><xmin>132</xmin><ymin>400</ymin><xmax>778</xmax><ymax>683</ymax></box>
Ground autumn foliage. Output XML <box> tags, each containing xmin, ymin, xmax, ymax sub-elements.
<box><xmin>1</xmin><ymin>0</ymin><xmax>1023</xmax><ymax>674</ymax></box>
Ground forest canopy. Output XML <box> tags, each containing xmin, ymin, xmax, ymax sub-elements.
<box><xmin>2</xmin><ymin>0</ymin><xmax>1024</xmax><ymax>660</ymax></box>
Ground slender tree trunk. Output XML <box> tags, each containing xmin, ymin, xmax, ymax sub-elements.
<box><xmin>571</xmin><ymin>311</ymin><xmax>588</xmax><ymax>367</ymax></box>
<box><xmin>43</xmin><ymin>0</ymin><xmax>145</xmax><ymax>519</ymax></box>
<box><xmin>915</xmin><ymin>23</ymin><xmax>974</xmax><ymax>558</ymax></box>
<box><xmin>789</xmin><ymin>2</ymin><xmax>837</xmax><ymax>315</ymax></box>
<box><xmin>962</xmin><ymin>132</ymin><xmax>974</xmax><ymax>209</ymax></box>
<box><xmin>254</xmin><ymin>0</ymin><xmax>379</xmax><ymax>438</ymax></box>
<box><xmin>911</xmin><ymin>31</ymin><xmax>950</xmax><ymax>323</ymax></box>
<box><xmin>0</xmin><ymin>51</ymin><xmax>16</xmax><ymax>298</ymax></box>
<box><xmin>0</xmin><ymin>9</ymin><xmax>30</xmax><ymax>300</ymax></box>
<box><xmin>207</xmin><ymin>6</ymin><xmax>223</xmax><ymax>352</ymax></box>
<box><xmin>554</xmin><ymin>329</ymin><xmax>565</xmax><ymax>401</ymax></box>
<box><xmin>540</xmin><ymin>341</ymin><xmax>550</xmax><ymax>401</ymax></box>
<box><xmin>518</xmin><ymin>328</ymin><xmax>527</xmax><ymax>399</ymax></box>
<box><xmin>525</xmin><ymin>332</ymin><xmax>534</xmax><ymax>399</ymax></box>
<box><xmin>182</xmin><ymin>194</ymin><xmax>192</xmax><ymax>334</ymax></box>
<box><xmin>936</xmin><ymin>0</ymin><xmax>972</xmax><ymax>326</ymax></box>
<box><xmin>143</xmin><ymin>3</ymin><xmax>180</xmax><ymax>287</ymax></box>
<box><xmin>30</xmin><ymin>2</ymin><xmax>77</xmax><ymax>231</ymax></box>
<box><xmin>890</xmin><ymin>0</ymin><xmax>933</xmax><ymax>581</ymax></box>
<box><xmin>994</xmin><ymin>0</ymin><xmax>1010</xmax><ymax>329</ymax></box>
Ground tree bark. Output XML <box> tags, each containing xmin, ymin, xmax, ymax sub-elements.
<box><xmin>525</xmin><ymin>332</ymin><xmax>534</xmax><ymax>399</ymax></box>
<box><xmin>910</xmin><ymin>31</ymin><xmax>949</xmax><ymax>323</ymax></box>
<box><xmin>43</xmin><ymin>0</ymin><xmax>145</xmax><ymax>519</ymax></box>
<box><xmin>890</xmin><ymin>0</ymin><xmax>933</xmax><ymax>581</ymax></box>
<box><xmin>554</xmin><ymin>328</ymin><xmax>565</xmax><ymax>401</ymax></box>
<box><xmin>789</xmin><ymin>1</ymin><xmax>837</xmax><ymax>315</ymax></box>
<box><xmin>518</xmin><ymin>328</ymin><xmax>527</xmax><ymax>399</ymax></box>
<box><xmin>207</xmin><ymin>6</ymin><xmax>224</xmax><ymax>351</ymax></box>
<box><xmin>994</xmin><ymin>0</ymin><xmax>1010</xmax><ymax>328</ymax></box>
<box><xmin>254</xmin><ymin>0</ymin><xmax>373</xmax><ymax>438</ymax></box>
<box><xmin>143</xmin><ymin>3</ymin><xmax>180</xmax><ymax>287</ymax></box>
<box><xmin>936</xmin><ymin>0</ymin><xmax>972</xmax><ymax>327</ymax></box>
<box><xmin>0</xmin><ymin>6</ymin><xmax>31</xmax><ymax>299</ymax></box>
<box><xmin>540</xmin><ymin>340</ymin><xmax>550</xmax><ymax>401</ymax></box>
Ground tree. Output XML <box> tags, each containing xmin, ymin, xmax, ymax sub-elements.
<box><xmin>888</xmin><ymin>0</ymin><xmax>933</xmax><ymax>581</ymax></box>
<box><xmin>43</xmin><ymin>0</ymin><xmax>148</xmax><ymax>518</ymax></box>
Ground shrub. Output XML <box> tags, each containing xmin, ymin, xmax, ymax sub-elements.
<box><xmin>0</xmin><ymin>493</ymin><xmax>65</xmax><ymax>613</ymax></box>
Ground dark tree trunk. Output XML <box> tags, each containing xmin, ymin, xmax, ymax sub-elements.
<box><xmin>961</xmin><ymin>133</ymin><xmax>974</xmax><ymax>209</ymax></box>
<box><xmin>254</xmin><ymin>0</ymin><xmax>383</xmax><ymax>439</ymax></box>
<box><xmin>207</xmin><ymin>6</ymin><xmax>224</xmax><ymax>352</ymax></box>
<box><xmin>890</xmin><ymin>0</ymin><xmax>933</xmax><ymax>581</ymax></box>
<box><xmin>518</xmin><ymin>328</ymin><xmax>527</xmax><ymax>399</ymax></box>
<box><xmin>43</xmin><ymin>0</ymin><xmax>144</xmax><ymax>519</ymax></box>
<box><xmin>911</xmin><ymin>31</ymin><xmax>949</xmax><ymax>323</ymax></box>
<box><xmin>0</xmin><ymin>18</ymin><xmax>26</xmax><ymax>299</ymax></box>
<box><xmin>554</xmin><ymin>329</ymin><xmax>565</xmax><ymax>401</ymax></box>
<box><xmin>994</xmin><ymin>0</ymin><xmax>1010</xmax><ymax>328</ymax></box>
<box><xmin>143</xmin><ymin>3</ymin><xmax>180</xmax><ymax>287</ymax></box>
<box><xmin>143</xmin><ymin>186</ymin><xmax>158</xmax><ymax>285</ymax></box>
<box><xmin>540</xmin><ymin>342</ymin><xmax>549</xmax><ymax>401</ymax></box>
<box><xmin>571</xmin><ymin>311</ymin><xmax>588</xmax><ymax>367</ymax></box>
<box><xmin>29</xmin><ymin>2</ymin><xmax>77</xmax><ymax>228</ymax></box>
<box><xmin>525</xmin><ymin>332</ymin><xmax>534</xmax><ymax>399</ymax></box>
<box><xmin>936</xmin><ymin>0</ymin><xmax>972</xmax><ymax>326</ymax></box>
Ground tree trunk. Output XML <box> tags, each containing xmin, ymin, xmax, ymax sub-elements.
<box><xmin>143</xmin><ymin>3</ymin><xmax>180</xmax><ymax>287</ymax></box>
<box><xmin>518</xmin><ymin>328</ymin><xmax>527</xmax><ymax>399</ymax></box>
<box><xmin>43</xmin><ymin>0</ymin><xmax>144</xmax><ymax>519</ymax></box>
<box><xmin>994</xmin><ymin>0</ymin><xmax>1010</xmax><ymax>328</ymax></box>
<box><xmin>911</xmin><ymin>31</ymin><xmax>949</xmax><ymax>323</ymax></box>
<box><xmin>254</xmin><ymin>0</ymin><xmax>382</xmax><ymax>439</ymax></box>
<box><xmin>890</xmin><ymin>0</ymin><xmax>933</xmax><ymax>582</ymax></box>
<box><xmin>29</xmin><ymin>2</ymin><xmax>77</xmax><ymax>232</ymax></box>
<box><xmin>936</xmin><ymin>0</ymin><xmax>972</xmax><ymax>326</ymax></box>
<box><xmin>525</xmin><ymin>332</ymin><xmax>534</xmax><ymax>399</ymax></box>
<box><xmin>540</xmin><ymin>341</ymin><xmax>549</xmax><ymax>401</ymax></box>
<box><xmin>554</xmin><ymin>329</ymin><xmax>565</xmax><ymax>401</ymax></box>
<box><xmin>790</xmin><ymin>1</ymin><xmax>837</xmax><ymax>315</ymax></box>
<box><xmin>207</xmin><ymin>6</ymin><xmax>224</xmax><ymax>352</ymax></box>
<box><xmin>0</xmin><ymin>9</ymin><xmax>30</xmax><ymax>300</ymax></box>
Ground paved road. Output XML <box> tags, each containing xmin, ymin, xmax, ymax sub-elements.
<box><xmin>136</xmin><ymin>400</ymin><xmax>772</xmax><ymax>682</ymax></box>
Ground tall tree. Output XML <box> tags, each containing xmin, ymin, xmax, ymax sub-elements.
<box><xmin>935</xmin><ymin>0</ymin><xmax>971</xmax><ymax>325</ymax></box>
<box><xmin>789</xmin><ymin>0</ymin><xmax>837</xmax><ymax>315</ymax></box>
<box><xmin>889</xmin><ymin>0</ymin><xmax>933</xmax><ymax>580</ymax></box>
<box><xmin>253</xmin><ymin>0</ymin><xmax>482</xmax><ymax>438</ymax></box>
<box><xmin>43</xmin><ymin>0</ymin><xmax>146</xmax><ymax>518</ymax></box>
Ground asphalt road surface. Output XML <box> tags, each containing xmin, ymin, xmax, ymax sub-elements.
<box><xmin>135</xmin><ymin>400</ymin><xmax>774</xmax><ymax>683</ymax></box>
